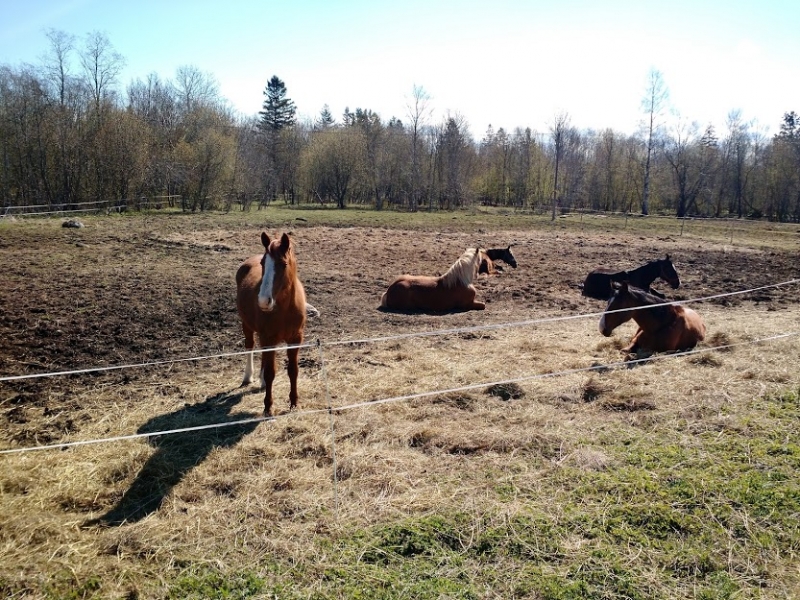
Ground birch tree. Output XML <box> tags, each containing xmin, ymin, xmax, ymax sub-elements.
<box><xmin>640</xmin><ymin>68</ymin><xmax>669</xmax><ymax>215</ymax></box>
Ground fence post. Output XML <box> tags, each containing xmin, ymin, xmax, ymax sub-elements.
<box><xmin>317</xmin><ymin>339</ymin><xmax>339</xmax><ymax>519</ymax></box>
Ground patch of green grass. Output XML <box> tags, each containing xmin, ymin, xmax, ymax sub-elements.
<box><xmin>321</xmin><ymin>561</ymin><xmax>480</xmax><ymax>600</ymax></box>
<box><xmin>167</xmin><ymin>567</ymin><xmax>265</xmax><ymax>599</ymax></box>
<box><xmin>308</xmin><ymin>387</ymin><xmax>800</xmax><ymax>598</ymax></box>
<box><xmin>43</xmin><ymin>572</ymin><xmax>102</xmax><ymax>600</ymax></box>
<box><xmin>357</xmin><ymin>514</ymin><xmax>471</xmax><ymax>564</ymax></box>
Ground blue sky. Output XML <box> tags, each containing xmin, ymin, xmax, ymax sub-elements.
<box><xmin>2</xmin><ymin>0</ymin><xmax>798</xmax><ymax>136</ymax></box>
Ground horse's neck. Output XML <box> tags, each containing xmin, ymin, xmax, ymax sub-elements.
<box><xmin>631</xmin><ymin>301</ymin><xmax>676</xmax><ymax>330</ymax></box>
<box><xmin>486</xmin><ymin>249</ymin><xmax>503</xmax><ymax>261</ymax></box>
<box><xmin>440</xmin><ymin>256</ymin><xmax>477</xmax><ymax>287</ymax></box>
<box><xmin>276</xmin><ymin>266</ymin><xmax>301</xmax><ymax>297</ymax></box>
<box><xmin>628</xmin><ymin>261</ymin><xmax>659</xmax><ymax>286</ymax></box>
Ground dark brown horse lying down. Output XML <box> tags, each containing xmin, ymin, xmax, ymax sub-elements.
<box><xmin>582</xmin><ymin>254</ymin><xmax>680</xmax><ymax>300</ymax></box>
<box><xmin>599</xmin><ymin>282</ymin><xmax>705</xmax><ymax>354</ymax></box>
<box><xmin>479</xmin><ymin>245</ymin><xmax>518</xmax><ymax>274</ymax></box>
<box><xmin>380</xmin><ymin>247</ymin><xmax>488</xmax><ymax>312</ymax></box>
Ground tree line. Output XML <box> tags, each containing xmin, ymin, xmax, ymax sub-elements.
<box><xmin>2</xmin><ymin>31</ymin><xmax>799</xmax><ymax>221</ymax></box>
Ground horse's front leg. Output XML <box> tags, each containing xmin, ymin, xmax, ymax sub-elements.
<box><xmin>467</xmin><ymin>285</ymin><xmax>486</xmax><ymax>310</ymax></box>
<box><xmin>260</xmin><ymin>349</ymin><xmax>277</xmax><ymax>416</ymax></box>
<box><xmin>622</xmin><ymin>327</ymin><xmax>644</xmax><ymax>354</ymax></box>
<box><xmin>286</xmin><ymin>345</ymin><xmax>301</xmax><ymax>410</ymax></box>
<box><xmin>241</xmin><ymin>325</ymin><xmax>256</xmax><ymax>387</ymax></box>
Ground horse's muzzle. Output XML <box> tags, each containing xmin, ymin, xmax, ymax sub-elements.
<box><xmin>598</xmin><ymin>315</ymin><xmax>612</xmax><ymax>337</ymax></box>
<box><xmin>258</xmin><ymin>297</ymin><xmax>275</xmax><ymax>311</ymax></box>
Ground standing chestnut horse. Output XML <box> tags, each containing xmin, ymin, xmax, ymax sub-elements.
<box><xmin>236</xmin><ymin>232</ymin><xmax>307</xmax><ymax>416</ymax></box>
<box><xmin>599</xmin><ymin>282</ymin><xmax>705</xmax><ymax>354</ymax></box>
<box><xmin>380</xmin><ymin>247</ymin><xmax>488</xmax><ymax>312</ymax></box>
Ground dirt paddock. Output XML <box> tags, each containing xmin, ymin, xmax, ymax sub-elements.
<box><xmin>0</xmin><ymin>212</ymin><xmax>799</xmax><ymax>596</ymax></box>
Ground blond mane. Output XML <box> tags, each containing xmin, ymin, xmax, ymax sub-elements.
<box><xmin>440</xmin><ymin>248</ymin><xmax>483</xmax><ymax>288</ymax></box>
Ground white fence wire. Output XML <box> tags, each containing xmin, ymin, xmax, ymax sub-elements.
<box><xmin>1</xmin><ymin>279</ymin><xmax>798</xmax><ymax>456</ymax></box>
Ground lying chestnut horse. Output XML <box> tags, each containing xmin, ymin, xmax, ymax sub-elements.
<box><xmin>599</xmin><ymin>282</ymin><xmax>705</xmax><ymax>354</ymax></box>
<box><xmin>236</xmin><ymin>232</ymin><xmax>307</xmax><ymax>416</ymax></box>
<box><xmin>380</xmin><ymin>247</ymin><xmax>488</xmax><ymax>312</ymax></box>
<box><xmin>582</xmin><ymin>254</ymin><xmax>680</xmax><ymax>300</ymax></box>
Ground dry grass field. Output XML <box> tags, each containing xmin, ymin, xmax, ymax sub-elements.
<box><xmin>1</xmin><ymin>208</ymin><xmax>799</xmax><ymax>599</ymax></box>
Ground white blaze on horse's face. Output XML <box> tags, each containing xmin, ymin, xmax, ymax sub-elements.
<box><xmin>258</xmin><ymin>253</ymin><xmax>276</xmax><ymax>311</ymax></box>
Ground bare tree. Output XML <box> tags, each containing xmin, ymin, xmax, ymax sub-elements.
<box><xmin>405</xmin><ymin>84</ymin><xmax>432</xmax><ymax>211</ymax></box>
<box><xmin>79</xmin><ymin>31</ymin><xmax>124</xmax><ymax>117</ymax></box>
<box><xmin>43</xmin><ymin>29</ymin><xmax>84</xmax><ymax>207</ymax></box>
<box><xmin>434</xmin><ymin>113</ymin><xmax>471</xmax><ymax>209</ymax></box>
<box><xmin>663</xmin><ymin>118</ymin><xmax>717</xmax><ymax>217</ymax></box>
<box><xmin>43</xmin><ymin>29</ymin><xmax>75</xmax><ymax>105</ymax></box>
<box><xmin>725</xmin><ymin>111</ymin><xmax>754</xmax><ymax>218</ymax></box>
<box><xmin>640</xmin><ymin>68</ymin><xmax>669</xmax><ymax>215</ymax></box>
<box><xmin>173</xmin><ymin>65</ymin><xmax>220</xmax><ymax>113</ymax></box>
<box><xmin>508</xmin><ymin>127</ymin><xmax>534</xmax><ymax>208</ymax></box>
<box><xmin>550</xmin><ymin>112</ymin><xmax>570</xmax><ymax>220</ymax></box>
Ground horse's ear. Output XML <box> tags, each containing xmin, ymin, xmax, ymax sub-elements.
<box><xmin>665</xmin><ymin>253</ymin><xmax>671</xmax><ymax>261</ymax></box>
<box><xmin>279</xmin><ymin>232</ymin><xmax>292</xmax><ymax>252</ymax></box>
<box><xmin>261</xmin><ymin>231</ymin><xmax>271</xmax><ymax>249</ymax></box>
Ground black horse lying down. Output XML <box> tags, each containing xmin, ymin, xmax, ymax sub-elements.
<box><xmin>479</xmin><ymin>244</ymin><xmax>518</xmax><ymax>274</ymax></box>
<box><xmin>581</xmin><ymin>254</ymin><xmax>680</xmax><ymax>300</ymax></box>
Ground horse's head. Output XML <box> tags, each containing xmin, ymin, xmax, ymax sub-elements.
<box><xmin>257</xmin><ymin>231</ymin><xmax>296</xmax><ymax>311</ymax></box>
<box><xmin>485</xmin><ymin>245</ymin><xmax>518</xmax><ymax>268</ymax></box>
<box><xmin>599</xmin><ymin>281</ymin><xmax>638</xmax><ymax>336</ymax></box>
<box><xmin>502</xmin><ymin>244</ymin><xmax>518</xmax><ymax>268</ymax></box>
<box><xmin>660</xmin><ymin>254</ymin><xmax>681</xmax><ymax>289</ymax></box>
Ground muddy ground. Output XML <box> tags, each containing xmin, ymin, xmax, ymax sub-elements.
<box><xmin>0</xmin><ymin>215</ymin><xmax>798</xmax><ymax>446</ymax></box>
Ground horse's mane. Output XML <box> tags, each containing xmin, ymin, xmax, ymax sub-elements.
<box><xmin>622</xmin><ymin>285</ymin><xmax>676</xmax><ymax>320</ymax></box>
<box><xmin>440</xmin><ymin>248</ymin><xmax>482</xmax><ymax>288</ymax></box>
<box><xmin>627</xmin><ymin>259</ymin><xmax>660</xmax><ymax>279</ymax></box>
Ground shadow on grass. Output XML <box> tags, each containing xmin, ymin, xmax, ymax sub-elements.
<box><xmin>84</xmin><ymin>390</ymin><xmax>260</xmax><ymax>527</ymax></box>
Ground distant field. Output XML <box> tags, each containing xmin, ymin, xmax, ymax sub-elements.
<box><xmin>1</xmin><ymin>207</ymin><xmax>799</xmax><ymax>599</ymax></box>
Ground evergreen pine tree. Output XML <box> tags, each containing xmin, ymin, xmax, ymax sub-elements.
<box><xmin>258</xmin><ymin>75</ymin><xmax>296</xmax><ymax>132</ymax></box>
<box><xmin>314</xmin><ymin>104</ymin><xmax>335</xmax><ymax>130</ymax></box>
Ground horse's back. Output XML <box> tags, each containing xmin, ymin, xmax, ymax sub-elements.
<box><xmin>381</xmin><ymin>275</ymin><xmax>436</xmax><ymax>310</ymax></box>
<box><xmin>236</xmin><ymin>255</ymin><xmax>263</xmax><ymax>317</ymax></box>
<box><xmin>582</xmin><ymin>269</ymin><xmax>624</xmax><ymax>300</ymax></box>
<box><xmin>381</xmin><ymin>275</ymin><xmax>480</xmax><ymax>312</ymax></box>
<box><xmin>678</xmin><ymin>306</ymin><xmax>706</xmax><ymax>345</ymax></box>
<box><xmin>648</xmin><ymin>305</ymin><xmax>705</xmax><ymax>352</ymax></box>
